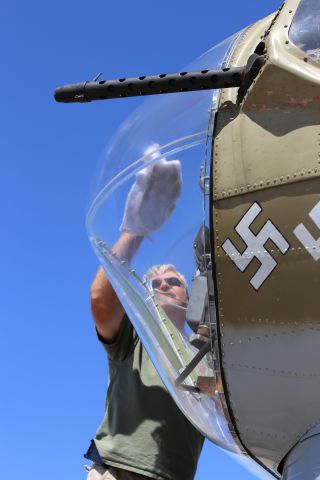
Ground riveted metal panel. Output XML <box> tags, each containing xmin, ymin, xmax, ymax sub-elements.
<box><xmin>214</xmin><ymin>180</ymin><xmax>320</xmax><ymax>469</ymax></box>
<box><xmin>211</xmin><ymin>0</ymin><xmax>320</xmax><ymax>472</ymax></box>
<box><xmin>213</xmin><ymin>0</ymin><xmax>320</xmax><ymax>201</ymax></box>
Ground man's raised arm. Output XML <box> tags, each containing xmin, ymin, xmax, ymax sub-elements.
<box><xmin>91</xmin><ymin>148</ymin><xmax>182</xmax><ymax>341</ymax></box>
<box><xmin>90</xmin><ymin>232</ymin><xmax>143</xmax><ymax>342</ymax></box>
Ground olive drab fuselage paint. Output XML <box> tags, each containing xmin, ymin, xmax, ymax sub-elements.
<box><xmin>213</xmin><ymin>0</ymin><xmax>320</xmax><ymax>472</ymax></box>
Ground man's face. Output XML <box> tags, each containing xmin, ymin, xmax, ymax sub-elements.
<box><xmin>149</xmin><ymin>271</ymin><xmax>188</xmax><ymax>309</ymax></box>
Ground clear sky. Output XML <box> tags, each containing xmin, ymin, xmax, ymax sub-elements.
<box><xmin>2</xmin><ymin>1</ymin><xmax>282</xmax><ymax>479</ymax></box>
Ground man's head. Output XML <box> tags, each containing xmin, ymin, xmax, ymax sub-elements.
<box><xmin>145</xmin><ymin>264</ymin><xmax>189</xmax><ymax>331</ymax></box>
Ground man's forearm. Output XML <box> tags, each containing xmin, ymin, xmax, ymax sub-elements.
<box><xmin>112</xmin><ymin>232</ymin><xmax>144</xmax><ymax>263</ymax></box>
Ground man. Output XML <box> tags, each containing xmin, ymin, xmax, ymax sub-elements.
<box><xmin>85</xmin><ymin>149</ymin><xmax>204</xmax><ymax>480</ymax></box>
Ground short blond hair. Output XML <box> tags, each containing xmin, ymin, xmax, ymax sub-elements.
<box><xmin>145</xmin><ymin>264</ymin><xmax>188</xmax><ymax>297</ymax></box>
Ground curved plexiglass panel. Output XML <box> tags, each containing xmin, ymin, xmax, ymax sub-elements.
<box><xmin>290</xmin><ymin>0</ymin><xmax>320</xmax><ymax>63</ymax></box>
<box><xmin>87</xmin><ymin>33</ymin><xmax>244</xmax><ymax>452</ymax></box>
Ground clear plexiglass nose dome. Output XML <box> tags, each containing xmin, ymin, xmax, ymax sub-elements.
<box><xmin>86</xmin><ymin>31</ymin><xmax>245</xmax><ymax>453</ymax></box>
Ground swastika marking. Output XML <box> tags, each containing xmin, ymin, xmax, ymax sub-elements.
<box><xmin>222</xmin><ymin>203</ymin><xmax>290</xmax><ymax>290</ymax></box>
<box><xmin>294</xmin><ymin>201</ymin><xmax>320</xmax><ymax>261</ymax></box>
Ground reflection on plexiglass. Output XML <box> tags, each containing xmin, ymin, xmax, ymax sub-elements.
<box><xmin>290</xmin><ymin>0</ymin><xmax>320</xmax><ymax>63</ymax></box>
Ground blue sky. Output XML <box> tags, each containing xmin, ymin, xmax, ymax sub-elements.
<box><xmin>1</xmin><ymin>1</ymin><xmax>282</xmax><ymax>479</ymax></box>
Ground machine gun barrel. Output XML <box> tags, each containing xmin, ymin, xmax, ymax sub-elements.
<box><xmin>54</xmin><ymin>67</ymin><xmax>245</xmax><ymax>103</ymax></box>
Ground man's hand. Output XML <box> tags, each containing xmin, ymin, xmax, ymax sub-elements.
<box><xmin>120</xmin><ymin>155</ymin><xmax>182</xmax><ymax>236</ymax></box>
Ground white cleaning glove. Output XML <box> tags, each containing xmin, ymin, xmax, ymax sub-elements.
<box><xmin>120</xmin><ymin>149</ymin><xmax>182</xmax><ymax>236</ymax></box>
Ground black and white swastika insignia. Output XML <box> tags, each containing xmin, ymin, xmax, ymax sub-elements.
<box><xmin>294</xmin><ymin>201</ymin><xmax>320</xmax><ymax>261</ymax></box>
<box><xmin>222</xmin><ymin>202</ymin><xmax>290</xmax><ymax>290</ymax></box>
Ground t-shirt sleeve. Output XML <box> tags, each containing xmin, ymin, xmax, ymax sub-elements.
<box><xmin>97</xmin><ymin>314</ymin><xmax>138</xmax><ymax>361</ymax></box>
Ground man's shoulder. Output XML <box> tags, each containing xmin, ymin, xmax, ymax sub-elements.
<box><xmin>101</xmin><ymin>314</ymin><xmax>138</xmax><ymax>362</ymax></box>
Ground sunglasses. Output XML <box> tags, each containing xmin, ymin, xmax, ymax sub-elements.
<box><xmin>151</xmin><ymin>277</ymin><xmax>182</xmax><ymax>289</ymax></box>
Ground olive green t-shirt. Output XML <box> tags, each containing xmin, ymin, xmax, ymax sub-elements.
<box><xmin>94</xmin><ymin>316</ymin><xmax>204</xmax><ymax>480</ymax></box>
